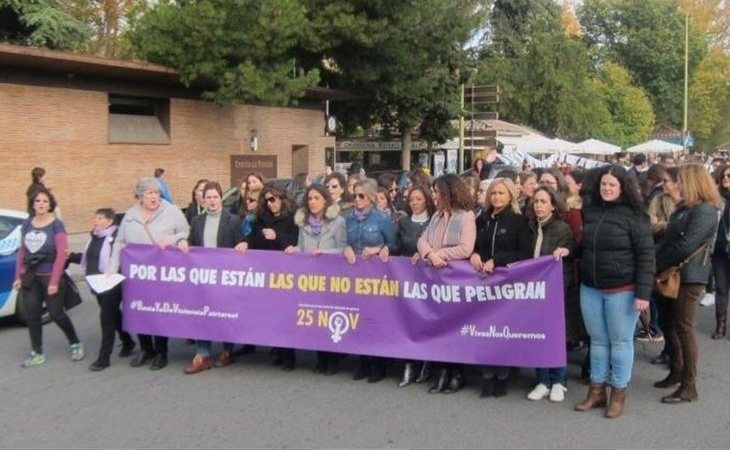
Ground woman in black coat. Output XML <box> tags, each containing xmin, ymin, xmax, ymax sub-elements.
<box><xmin>244</xmin><ymin>182</ymin><xmax>299</xmax><ymax>370</ymax></box>
<box><xmin>470</xmin><ymin>177</ymin><xmax>532</xmax><ymax>398</ymax></box>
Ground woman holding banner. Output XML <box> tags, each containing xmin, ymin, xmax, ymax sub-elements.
<box><xmin>396</xmin><ymin>185</ymin><xmax>435</xmax><ymax>387</ymax></box>
<box><xmin>243</xmin><ymin>182</ymin><xmax>299</xmax><ymax>371</ymax></box>
<box><xmin>285</xmin><ymin>184</ymin><xmax>347</xmax><ymax>375</ymax></box>
<box><xmin>109</xmin><ymin>177</ymin><xmax>190</xmax><ymax>370</ymax></box>
<box><xmin>470</xmin><ymin>177</ymin><xmax>532</xmax><ymax>398</ymax></box>
<box><xmin>344</xmin><ymin>178</ymin><xmax>396</xmax><ymax>383</ymax></box>
<box><xmin>417</xmin><ymin>174</ymin><xmax>476</xmax><ymax>394</ymax></box>
<box><xmin>525</xmin><ymin>187</ymin><xmax>575</xmax><ymax>403</ymax></box>
<box><xmin>574</xmin><ymin>165</ymin><xmax>654</xmax><ymax>418</ymax></box>
<box><xmin>179</xmin><ymin>181</ymin><xmax>247</xmax><ymax>374</ymax></box>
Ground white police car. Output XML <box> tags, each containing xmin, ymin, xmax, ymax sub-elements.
<box><xmin>0</xmin><ymin>208</ymin><xmax>29</xmax><ymax>321</ymax></box>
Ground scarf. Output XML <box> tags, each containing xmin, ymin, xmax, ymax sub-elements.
<box><xmin>411</xmin><ymin>211</ymin><xmax>430</xmax><ymax>224</ymax></box>
<box><xmin>81</xmin><ymin>225</ymin><xmax>117</xmax><ymax>273</ymax></box>
<box><xmin>353</xmin><ymin>206</ymin><xmax>372</xmax><ymax>222</ymax></box>
<box><xmin>533</xmin><ymin>215</ymin><xmax>551</xmax><ymax>258</ymax></box>
<box><xmin>308</xmin><ymin>214</ymin><xmax>325</xmax><ymax>236</ymax></box>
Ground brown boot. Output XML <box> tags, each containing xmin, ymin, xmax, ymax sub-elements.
<box><xmin>574</xmin><ymin>383</ymin><xmax>607</xmax><ymax>411</ymax></box>
<box><xmin>605</xmin><ymin>386</ymin><xmax>626</xmax><ymax>418</ymax></box>
<box><xmin>712</xmin><ymin>312</ymin><xmax>727</xmax><ymax>339</ymax></box>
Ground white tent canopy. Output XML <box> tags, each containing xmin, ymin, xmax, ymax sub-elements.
<box><xmin>626</xmin><ymin>139</ymin><xmax>683</xmax><ymax>154</ymax></box>
<box><xmin>574</xmin><ymin>138</ymin><xmax>621</xmax><ymax>155</ymax></box>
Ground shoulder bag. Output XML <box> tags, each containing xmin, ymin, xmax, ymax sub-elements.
<box><xmin>654</xmin><ymin>244</ymin><xmax>707</xmax><ymax>299</ymax></box>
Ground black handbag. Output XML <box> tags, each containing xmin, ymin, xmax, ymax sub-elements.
<box><xmin>60</xmin><ymin>272</ymin><xmax>83</xmax><ymax>310</ymax></box>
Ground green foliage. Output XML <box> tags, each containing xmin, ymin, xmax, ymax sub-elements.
<box><xmin>129</xmin><ymin>0</ymin><xmax>319</xmax><ymax>106</ymax></box>
<box><xmin>689</xmin><ymin>49</ymin><xmax>730</xmax><ymax>152</ymax></box>
<box><xmin>0</xmin><ymin>0</ymin><xmax>88</xmax><ymax>50</ymax></box>
<box><xmin>579</xmin><ymin>0</ymin><xmax>707</xmax><ymax>128</ymax></box>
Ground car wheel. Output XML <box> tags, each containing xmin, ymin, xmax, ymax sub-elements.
<box><xmin>14</xmin><ymin>290</ymin><xmax>51</xmax><ymax>326</ymax></box>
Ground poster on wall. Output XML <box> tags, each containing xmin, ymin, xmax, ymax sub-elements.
<box><xmin>230</xmin><ymin>155</ymin><xmax>278</xmax><ymax>188</ymax></box>
<box><xmin>446</xmin><ymin>150</ymin><xmax>458</xmax><ymax>174</ymax></box>
<box><xmin>433</xmin><ymin>153</ymin><xmax>445</xmax><ymax>177</ymax></box>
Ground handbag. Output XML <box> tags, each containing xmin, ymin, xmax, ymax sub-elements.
<box><xmin>654</xmin><ymin>244</ymin><xmax>708</xmax><ymax>299</ymax></box>
<box><xmin>60</xmin><ymin>271</ymin><xmax>83</xmax><ymax>310</ymax></box>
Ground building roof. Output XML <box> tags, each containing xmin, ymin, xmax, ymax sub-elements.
<box><xmin>0</xmin><ymin>43</ymin><xmax>352</xmax><ymax>100</ymax></box>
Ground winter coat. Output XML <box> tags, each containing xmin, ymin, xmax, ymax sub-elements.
<box><xmin>188</xmin><ymin>209</ymin><xmax>244</xmax><ymax>249</ymax></box>
<box><xmin>293</xmin><ymin>204</ymin><xmax>347</xmax><ymax>254</ymax></box>
<box><xmin>656</xmin><ymin>201</ymin><xmax>719</xmax><ymax>285</ymax></box>
<box><xmin>529</xmin><ymin>214</ymin><xmax>576</xmax><ymax>286</ymax></box>
<box><xmin>579</xmin><ymin>202</ymin><xmax>655</xmax><ymax>300</ymax></box>
<box><xmin>474</xmin><ymin>208</ymin><xmax>532</xmax><ymax>267</ymax></box>
<box><xmin>712</xmin><ymin>194</ymin><xmax>730</xmax><ymax>260</ymax></box>
<box><xmin>248</xmin><ymin>209</ymin><xmax>298</xmax><ymax>251</ymax></box>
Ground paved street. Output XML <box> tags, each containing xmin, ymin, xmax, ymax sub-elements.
<box><xmin>1</xmin><ymin>283</ymin><xmax>729</xmax><ymax>449</ymax></box>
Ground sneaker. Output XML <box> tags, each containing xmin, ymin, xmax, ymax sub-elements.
<box><xmin>70</xmin><ymin>343</ymin><xmax>85</xmax><ymax>362</ymax></box>
<box><xmin>549</xmin><ymin>383</ymin><xmax>567</xmax><ymax>402</ymax></box>
<box><xmin>21</xmin><ymin>351</ymin><xmax>46</xmax><ymax>368</ymax></box>
<box><xmin>700</xmin><ymin>293</ymin><xmax>715</xmax><ymax>307</ymax></box>
<box><xmin>527</xmin><ymin>383</ymin><xmax>550</xmax><ymax>401</ymax></box>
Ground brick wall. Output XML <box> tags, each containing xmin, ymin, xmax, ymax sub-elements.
<box><xmin>0</xmin><ymin>82</ymin><xmax>333</xmax><ymax>233</ymax></box>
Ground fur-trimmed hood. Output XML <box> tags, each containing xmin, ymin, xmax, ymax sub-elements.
<box><xmin>294</xmin><ymin>203</ymin><xmax>341</xmax><ymax>227</ymax></box>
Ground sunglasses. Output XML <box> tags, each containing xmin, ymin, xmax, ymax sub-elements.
<box><xmin>265</xmin><ymin>196</ymin><xmax>279</xmax><ymax>204</ymax></box>
<box><xmin>354</xmin><ymin>193</ymin><xmax>367</xmax><ymax>200</ymax></box>
<box><xmin>723</xmin><ymin>173</ymin><xmax>730</xmax><ymax>179</ymax></box>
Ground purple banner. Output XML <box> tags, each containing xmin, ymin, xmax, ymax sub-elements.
<box><xmin>121</xmin><ymin>244</ymin><xmax>566</xmax><ymax>367</ymax></box>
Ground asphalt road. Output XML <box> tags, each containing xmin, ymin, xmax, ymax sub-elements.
<box><xmin>1</xmin><ymin>284</ymin><xmax>729</xmax><ymax>449</ymax></box>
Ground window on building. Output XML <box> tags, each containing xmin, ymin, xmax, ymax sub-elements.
<box><xmin>108</xmin><ymin>94</ymin><xmax>170</xmax><ymax>144</ymax></box>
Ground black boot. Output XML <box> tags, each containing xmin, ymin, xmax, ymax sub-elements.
<box><xmin>429</xmin><ymin>367</ymin><xmax>450</xmax><ymax>394</ymax></box>
<box><xmin>368</xmin><ymin>360</ymin><xmax>386</xmax><ymax>383</ymax></box>
<box><xmin>493</xmin><ymin>378</ymin><xmax>508</xmax><ymax>397</ymax></box>
<box><xmin>314</xmin><ymin>352</ymin><xmax>327</xmax><ymax>373</ymax></box>
<box><xmin>325</xmin><ymin>355</ymin><xmax>339</xmax><ymax>376</ymax></box>
<box><xmin>353</xmin><ymin>357</ymin><xmax>370</xmax><ymax>380</ymax></box>
<box><xmin>89</xmin><ymin>356</ymin><xmax>110</xmax><ymax>372</ymax></box>
<box><xmin>480</xmin><ymin>378</ymin><xmax>494</xmax><ymax>398</ymax></box>
<box><xmin>443</xmin><ymin>367</ymin><xmax>465</xmax><ymax>394</ymax></box>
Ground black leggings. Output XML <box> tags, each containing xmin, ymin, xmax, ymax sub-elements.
<box><xmin>23</xmin><ymin>275</ymin><xmax>79</xmax><ymax>354</ymax></box>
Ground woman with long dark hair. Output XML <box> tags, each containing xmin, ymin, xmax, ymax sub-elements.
<box><xmin>417</xmin><ymin>174</ymin><xmax>477</xmax><ymax>394</ymax></box>
<box><xmin>286</xmin><ymin>184</ymin><xmax>347</xmax><ymax>374</ymax></box>
<box><xmin>574</xmin><ymin>165</ymin><xmax>654</xmax><ymax>418</ymax></box>
<box><xmin>710</xmin><ymin>164</ymin><xmax>730</xmax><ymax>339</ymax></box>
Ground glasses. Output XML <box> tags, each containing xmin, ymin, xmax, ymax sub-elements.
<box><xmin>388</xmin><ymin>188</ymin><xmax>397</xmax><ymax>193</ymax></box>
<box><xmin>354</xmin><ymin>193</ymin><xmax>367</xmax><ymax>200</ymax></box>
<box><xmin>723</xmin><ymin>173</ymin><xmax>730</xmax><ymax>179</ymax></box>
<box><xmin>327</xmin><ymin>183</ymin><xmax>340</xmax><ymax>189</ymax></box>
<box><xmin>265</xmin><ymin>196</ymin><xmax>278</xmax><ymax>204</ymax></box>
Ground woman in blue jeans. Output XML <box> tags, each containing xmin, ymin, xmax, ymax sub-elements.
<box><xmin>574</xmin><ymin>165</ymin><xmax>654</xmax><ymax>419</ymax></box>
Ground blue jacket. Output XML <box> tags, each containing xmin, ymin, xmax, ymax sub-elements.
<box><xmin>345</xmin><ymin>208</ymin><xmax>396</xmax><ymax>254</ymax></box>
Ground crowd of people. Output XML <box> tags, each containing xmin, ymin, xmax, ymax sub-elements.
<box><xmin>14</xmin><ymin>150</ymin><xmax>730</xmax><ymax>419</ymax></box>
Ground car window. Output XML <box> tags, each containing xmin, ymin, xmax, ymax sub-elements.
<box><xmin>0</xmin><ymin>216</ymin><xmax>23</xmax><ymax>241</ymax></box>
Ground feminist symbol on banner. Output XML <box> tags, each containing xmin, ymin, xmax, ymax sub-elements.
<box><xmin>328</xmin><ymin>312</ymin><xmax>350</xmax><ymax>343</ymax></box>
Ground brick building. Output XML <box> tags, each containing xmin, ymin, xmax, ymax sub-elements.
<box><xmin>0</xmin><ymin>44</ymin><xmax>336</xmax><ymax>233</ymax></box>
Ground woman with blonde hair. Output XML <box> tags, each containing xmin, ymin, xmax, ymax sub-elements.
<box><xmin>470</xmin><ymin>177</ymin><xmax>532</xmax><ymax>397</ymax></box>
<box><xmin>654</xmin><ymin>164</ymin><xmax>721</xmax><ymax>404</ymax></box>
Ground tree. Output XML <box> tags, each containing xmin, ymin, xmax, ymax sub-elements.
<box><xmin>67</xmin><ymin>0</ymin><xmax>148</xmax><ymax>58</ymax></box>
<box><xmin>689</xmin><ymin>48</ymin><xmax>730</xmax><ymax>152</ymax></box>
<box><xmin>302</xmin><ymin>0</ymin><xmax>483</xmax><ymax>169</ymax></box>
<box><xmin>477</xmin><ymin>0</ymin><xmax>609</xmax><ymax>141</ymax></box>
<box><xmin>579</xmin><ymin>0</ymin><xmax>707</xmax><ymax>128</ymax></box>
<box><xmin>128</xmin><ymin>0</ymin><xmax>319</xmax><ymax>106</ymax></box>
<box><xmin>590</xmin><ymin>63</ymin><xmax>655</xmax><ymax>147</ymax></box>
<box><xmin>0</xmin><ymin>0</ymin><xmax>88</xmax><ymax>50</ymax></box>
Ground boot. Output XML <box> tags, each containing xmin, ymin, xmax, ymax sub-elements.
<box><xmin>399</xmin><ymin>363</ymin><xmax>415</xmax><ymax>387</ymax></box>
<box><xmin>661</xmin><ymin>384</ymin><xmax>698</xmax><ymax>403</ymax></box>
<box><xmin>479</xmin><ymin>378</ymin><xmax>494</xmax><ymax>398</ymax></box>
<box><xmin>428</xmin><ymin>367</ymin><xmax>449</xmax><ymax>394</ymax></box>
<box><xmin>314</xmin><ymin>353</ymin><xmax>327</xmax><ymax>373</ymax></box>
<box><xmin>443</xmin><ymin>367</ymin><xmax>465</xmax><ymax>394</ymax></box>
<box><xmin>353</xmin><ymin>357</ymin><xmax>370</xmax><ymax>380</ymax></box>
<box><xmin>654</xmin><ymin>371</ymin><xmax>681</xmax><ymax>388</ymax></box>
<box><xmin>415</xmin><ymin>362</ymin><xmax>431</xmax><ymax>383</ymax></box>
<box><xmin>605</xmin><ymin>386</ymin><xmax>626</xmax><ymax>418</ymax></box>
<box><xmin>712</xmin><ymin>312</ymin><xmax>727</xmax><ymax>339</ymax></box>
<box><xmin>574</xmin><ymin>383</ymin><xmax>607</xmax><ymax>411</ymax></box>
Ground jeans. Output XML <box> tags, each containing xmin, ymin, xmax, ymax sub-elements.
<box><xmin>196</xmin><ymin>340</ymin><xmax>234</xmax><ymax>357</ymax></box>
<box><xmin>22</xmin><ymin>274</ymin><xmax>79</xmax><ymax>354</ymax></box>
<box><xmin>580</xmin><ymin>284</ymin><xmax>639</xmax><ymax>388</ymax></box>
<box><xmin>536</xmin><ymin>367</ymin><xmax>567</xmax><ymax>387</ymax></box>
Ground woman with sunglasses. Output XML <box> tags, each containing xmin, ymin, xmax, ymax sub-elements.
<box><xmin>285</xmin><ymin>184</ymin><xmax>347</xmax><ymax>374</ymax></box>
<box><xmin>324</xmin><ymin>172</ymin><xmax>353</xmax><ymax>217</ymax></box>
<box><xmin>416</xmin><ymin>174</ymin><xmax>477</xmax><ymax>394</ymax></box>
<box><xmin>344</xmin><ymin>178</ymin><xmax>397</xmax><ymax>383</ymax></box>
<box><xmin>242</xmin><ymin>182</ymin><xmax>299</xmax><ymax>370</ymax></box>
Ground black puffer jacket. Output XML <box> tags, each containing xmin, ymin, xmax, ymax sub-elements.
<box><xmin>656</xmin><ymin>202</ymin><xmax>719</xmax><ymax>284</ymax></box>
<box><xmin>579</xmin><ymin>202</ymin><xmax>655</xmax><ymax>300</ymax></box>
<box><xmin>474</xmin><ymin>208</ymin><xmax>532</xmax><ymax>267</ymax></box>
